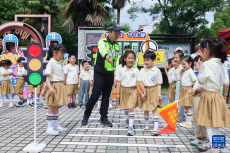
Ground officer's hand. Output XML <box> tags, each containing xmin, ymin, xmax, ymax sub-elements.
<box><xmin>106</xmin><ymin>55</ymin><xmax>113</xmax><ymax>64</ymax></box>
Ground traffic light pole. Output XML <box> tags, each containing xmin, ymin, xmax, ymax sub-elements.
<box><xmin>23</xmin><ymin>88</ymin><xmax>46</xmax><ymax>152</ymax></box>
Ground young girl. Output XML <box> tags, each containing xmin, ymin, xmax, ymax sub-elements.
<box><xmin>140</xmin><ymin>51</ymin><xmax>163</xmax><ymax>136</ymax></box>
<box><xmin>169</xmin><ymin>59</ymin><xmax>178</xmax><ymax>102</ymax></box>
<box><xmin>174</xmin><ymin>49</ymin><xmax>185</xmax><ymax>122</ymax></box>
<box><xmin>45</xmin><ymin>43</ymin><xmax>68</xmax><ymax>136</ymax></box>
<box><xmin>178</xmin><ymin>55</ymin><xmax>197</xmax><ymax>128</ymax></box>
<box><xmin>116</xmin><ymin>50</ymin><xmax>146</xmax><ymax>136</ymax></box>
<box><xmin>165</xmin><ymin>58</ymin><xmax>175</xmax><ymax>103</ymax></box>
<box><xmin>0</xmin><ymin>60</ymin><xmax>14</xmax><ymax>107</ymax></box>
<box><xmin>191</xmin><ymin>38</ymin><xmax>230</xmax><ymax>153</ymax></box>
<box><xmin>189</xmin><ymin>55</ymin><xmax>207</xmax><ymax>147</ymax></box>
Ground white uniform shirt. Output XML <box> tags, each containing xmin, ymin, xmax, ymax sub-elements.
<box><xmin>171</xmin><ymin>68</ymin><xmax>179</xmax><ymax>82</ymax></box>
<box><xmin>45</xmin><ymin>58</ymin><xmax>64</xmax><ymax>81</ymax></box>
<box><xmin>167</xmin><ymin>67</ymin><xmax>175</xmax><ymax>84</ymax></box>
<box><xmin>64</xmin><ymin>63</ymin><xmax>79</xmax><ymax>84</ymax></box>
<box><xmin>140</xmin><ymin>66</ymin><xmax>163</xmax><ymax>86</ymax></box>
<box><xmin>90</xmin><ymin>70</ymin><xmax>94</xmax><ymax>81</ymax></box>
<box><xmin>193</xmin><ymin>79</ymin><xmax>203</xmax><ymax>90</ymax></box>
<box><xmin>0</xmin><ymin>67</ymin><xmax>10</xmax><ymax>80</ymax></box>
<box><xmin>181</xmin><ymin>68</ymin><xmax>197</xmax><ymax>86</ymax></box>
<box><xmin>176</xmin><ymin>64</ymin><xmax>183</xmax><ymax>81</ymax></box>
<box><xmin>115</xmin><ymin>66</ymin><xmax>142</xmax><ymax>87</ymax></box>
<box><xmin>17</xmin><ymin>67</ymin><xmax>26</xmax><ymax>79</ymax></box>
<box><xmin>198</xmin><ymin>58</ymin><xmax>229</xmax><ymax>91</ymax></box>
<box><xmin>80</xmin><ymin>70</ymin><xmax>92</xmax><ymax>81</ymax></box>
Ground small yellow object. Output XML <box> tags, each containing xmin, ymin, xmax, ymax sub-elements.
<box><xmin>137</xmin><ymin>50</ymin><xmax>165</xmax><ymax>66</ymax></box>
<box><xmin>93</xmin><ymin>54</ymin><xmax>96</xmax><ymax>58</ymax></box>
<box><xmin>29</xmin><ymin>59</ymin><xmax>41</xmax><ymax>71</ymax></box>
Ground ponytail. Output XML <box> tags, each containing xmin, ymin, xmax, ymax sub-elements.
<box><xmin>200</xmin><ymin>37</ymin><xmax>227</xmax><ymax>63</ymax></box>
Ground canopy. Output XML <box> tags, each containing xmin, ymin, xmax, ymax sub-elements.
<box><xmin>218</xmin><ymin>29</ymin><xmax>230</xmax><ymax>39</ymax></box>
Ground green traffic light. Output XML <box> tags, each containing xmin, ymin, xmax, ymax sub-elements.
<box><xmin>29</xmin><ymin>73</ymin><xmax>42</xmax><ymax>85</ymax></box>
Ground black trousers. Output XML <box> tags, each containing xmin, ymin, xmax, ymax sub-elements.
<box><xmin>84</xmin><ymin>71</ymin><xmax>114</xmax><ymax>120</ymax></box>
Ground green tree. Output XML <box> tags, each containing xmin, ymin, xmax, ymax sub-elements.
<box><xmin>0</xmin><ymin>0</ymin><xmax>20</xmax><ymax>25</ymax></box>
<box><xmin>128</xmin><ymin>0</ymin><xmax>225</xmax><ymax>36</ymax></box>
<box><xmin>209</xmin><ymin>5</ymin><xmax>230</xmax><ymax>38</ymax></box>
<box><xmin>63</xmin><ymin>0</ymin><xmax>110</xmax><ymax>32</ymax></box>
<box><xmin>121</xmin><ymin>23</ymin><xmax>132</xmax><ymax>32</ymax></box>
<box><xmin>112</xmin><ymin>0</ymin><xmax>130</xmax><ymax>24</ymax></box>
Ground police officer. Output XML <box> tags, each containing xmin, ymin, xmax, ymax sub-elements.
<box><xmin>81</xmin><ymin>23</ymin><xmax>124</xmax><ymax>127</ymax></box>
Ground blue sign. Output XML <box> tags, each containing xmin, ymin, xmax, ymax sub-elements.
<box><xmin>212</xmin><ymin>135</ymin><xmax>225</xmax><ymax>149</ymax></box>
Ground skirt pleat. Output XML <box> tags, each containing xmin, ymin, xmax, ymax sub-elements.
<box><xmin>195</xmin><ymin>90</ymin><xmax>230</xmax><ymax>128</ymax></box>
<box><xmin>167</xmin><ymin>81</ymin><xmax>176</xmax><ymax>99</ymax></box>
<box><xmin>179</xmin><ymin>86</ymin><xmax>193</xmax><ymax>106</ymax></box>
<box><xmin>1</xmin><ymin>80</ymin><xmax>14</xmax><ymax>94</ymax></box>
<box><xmin>119</xmin><ymin>86</ymin><xmax>140</xmax><ymax>109</ymax></box>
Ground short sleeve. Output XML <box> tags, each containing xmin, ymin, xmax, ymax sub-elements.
<box><xmin>0</xmin><ymin>68</ymin><xmax>6</xmax><ymax>75</ymax></box>
<box><xmin>64</xmin><ymin>65</ymin><xmax>69</xmax><ymax>74</ymax></box>
<box><xmin>189</xmin><ymin>70</ymin><xmax>197</xmax><ymax>82</ymax></box>
<box><xmin>45</xmin><ymin>62</ymin><xmax>52</xmax><ymax>75</ymax></box>
<box><xmin>115</xmin><ymin>67</ymin><xmax>122</xmax><ymax>81</ymax></box>
<box><xmin>90</xmin><ymin>71</ymin><xmax>94</xmax><ymax>80</ymax></box>
<box><xmin>198</xmin><ymin>63</ymin><xmax>209</xmax><ymax>83</ymax></box>
<box><xmin>224</xmin><ymin>67</ymin><xmax>229</xmax><ymax>84</ymax></box>
<box><xmin>136</xmin><ymin>69</ymin><xmax>142</xmax><ymax>82</ymax></box>
<box><xmin>80</xmin><ymin>71</ymin><xmax>83</xmax><ymax>79</ymax></box>
<box><xmin>156</xmin><ymin>69</ymin><xmax>163</xmax><ymax>84</ymax></box>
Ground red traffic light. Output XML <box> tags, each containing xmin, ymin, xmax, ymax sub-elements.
<box><xmin>93</xmin><ymin>47</ymin><xmax>97</xmax><ymax>52</ymax></box>
<box><xmin>29</xmin><ymin>45</ymin><xmax>41</xmax><ymax>57</ymax></box>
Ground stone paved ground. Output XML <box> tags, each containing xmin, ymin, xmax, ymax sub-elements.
<box><xmin>0</xmin><ymin>98</ymin><xmax>230</xmax><ymax>153</ymax></box>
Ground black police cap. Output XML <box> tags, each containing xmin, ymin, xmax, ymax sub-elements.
<box><xmin>108</xmin><ymin>23</ymin><xmax>125</xmax><ymax>31</ymax></box>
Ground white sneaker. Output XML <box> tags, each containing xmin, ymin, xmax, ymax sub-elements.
<box><xmin>190</xmin><ymin>135</ymin><xmax>196</xmax><ymax>141</ymax></box>
<box><xmin>144</xmin><ymin>126</ymin><xmax>150</xmax><ymax>132</ymax></box>
<box><xmin>196</xmin><ymin>142</ymin><xmax>211</xmax><ymax>152</ymax></box>
<box><xmin>190</xmin><ymin>138</ymin><xmax>205</xmax><ymax>146</ymax></box>
<box><xmin>127</xmin><ymin>127</ymin><xmax>134</xmax><ymax>136</ymax></box>
<box><xmin>55</xmin><ymin>125</ymin><xmax>68</xmax><ymax>132</ymax></box>
<box><xmin>109</xmin><ymin>103</ymin><xmax>112</xmax><ymax>109</ymax></box>
<box><xmin>9</xmin><ymin>103</ymin><xmax>14</xmax><ymax>108</ymax></box>
<box><xmin>0</xmin><ymin>102</ymin><xmax>3</xmax><ymax>107</ymax></box>
<box><xmin>151</xmin><ymin>128</ymin><xmax>160</xmax><ymax>136</ymax></box>
<box><xmin>46</xmin><ymin>127</ymin><xmax>59</xmax><ymax>136</ymax></box>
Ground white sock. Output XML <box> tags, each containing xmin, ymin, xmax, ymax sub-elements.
<box><xmin>1</xmin><ymin>94</ymin><xmax>4</xmax><ymax>103</ymax></box>
<box><xmin>42</xmin><ymin>97</ymin><xmax>46</xmax><ymax>103</ymax></box>
<box><xmin>28</xmin><ymin>96</ymin><xmax>33</xmax><ymax>104</ymax></box>
<box><xmin>153</xmin><ymin>116</ymin><xmax>159</xmax><ymax>129</ymax></box>
<box><xmin>109</xmin><ymin>98</ymin><xmax>112</xmax><ymax>104</ymax></box>
<box><xmin>124</xmin><ymin>110</ymin><xmax>129</xmax><ymax>120</ymax></box>
<box><xmin>186</xmin><ymin>113</ymin><xmax>193</xmax><ymax>124</ymax></box>
<box><xmin>98</xmin><ymin>98</ymin><xmax>101</xmax><ymax>106</ymax></box>
<box><xmin>8</xmin><ymin>94</ymin><xmax>12</xmax><ymax>104</ymax></box>
<box><xmin>53</xmin><ymin>114</ymin><xmax>59</xmax><ymax>127</ymax></box>
<box><xmin>144</xmin><ymin>116</ymin><xmax>149</xmax><ymax>126</ymax></box>
<box><xmin>36</xmin><ymin>98</ymin><xmax>40</xmax><ymax>103</ymax></box>
<box><xmin>47</xmin><ymin>114</ymin><xmax>53</xmax><ymax>128</ymax></box>
<box><xmin>128</xmin><ymin>113</ymin><xmax>134</xmax><ymax>128</ymax></box>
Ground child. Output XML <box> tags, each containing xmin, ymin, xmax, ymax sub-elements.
<box><xmin>189</xmin><ymin>55</ymin><xmax>207</xmax><ymax>147</ymax></box>
<box><xmin>0</xmin><ymin>60</ymin><xmax>14</xmax><ymax>107</ymax></box>
<box><xmin>14</xmin><ymin>57</ymin><xmax>27</xmax><ymax>107</ymax></box>
<box><xmin>178</xmin><ymin>55</ymin><xmax>197</xmax><ymax>128</ymax></box>
<box><xmin>64</xmin><ymin>55</ymin><xmax>79</xmax><ymax>109</ymax></box>
<box><xmin>174</xmin><ymin>49</ymin><xmax>185</xmax><ymax>122</ymax></box>
<box><xmin>36</xmin><ymin>82</ymin><xmax>48</xmax><ymax>108</ymax></box>
<box><xmin>45</xmin><ymin>43</ymin><xmax>68</xmax><ymax>136</ymax></box>
<box><xmin>169</xmin><ymin>59</ymin><xmax>179</xmax><ymax>102</ymax></box>
<box><xmin>116</xmin><ymin>50</ymin><xmax>146</xmax><ymax>136</ymax></box>
<box><xmin>191</xmin><ymin>38</ymin><xmax>230</xmax><ymax>153</ymax></box>
<box><xmin>165</xmin><ymin>58</ymin><xmax>175</xmax><ymax>103</ymax></box>
<box><xmin>27</xmin><ymin>85</ymin><xmax>34</xmax><ymax>107</ymax></box>
<box><xmin>78</xmin><ymin>60</ymin><xmax>92</xmax><ymax>109</ymax></box>
<box><xmin>140</xmin><ymin>51</ymin><xmax>163</xmax><ymax>136</ymax></box>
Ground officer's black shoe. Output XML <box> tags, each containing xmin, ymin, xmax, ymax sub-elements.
<box><xmin>81</xmin><ymin>115</ymin><xmax>89</xmax><ymax>125</ymax></box>
<box><xmin>100</xmin><ymin>118</ymin><xmax>113</xmax><ymax>127</ymax></box>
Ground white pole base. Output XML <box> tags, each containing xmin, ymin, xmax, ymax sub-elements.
<box><xmin>23</xmin><ymin>143</ymin><xmax>46</xmax><ymax>152</ymax></box>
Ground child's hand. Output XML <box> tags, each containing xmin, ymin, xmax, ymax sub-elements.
<box><xmin>90</xmin><ymin>80</ymin><xmax>93</xmax><ymax>86</ymax></box>
<box><xmin>64</xmin><ymin>81</ymin><xmax>66</xmax><ymax>85</ymax></box>
<box><xmin>116</xmin><ymin>93</ymin><xmax>120</xmax><ymax>101</ymax></box>
<box><xmin>141</xmin><ymin>92</ymin><xmax>146</xmax><ymax>101</ymax></box>
<box><xmin>12</xmin><ymin>73</ymin><xmax>17</xmax><ymax>76</ymax></box>
<box><xmin>49</xmin><ymin>87</ymin><xmax>56</xmax><ymax>95</ymax></box>
<box><xmin>158</xmin><ymin>94</ymin><xmax>162</xmax><ymax>100</ymax></box>
<box><xmin>181</xmin><ymin>69</ymin><xmax>185</xmax><ymax>74</ymax></box>
<box><xmin>114</xmin><ymin>83</ymin><xmax>117</xmax><ymax>88</ymax></box>
<box><xmin>190</xmin><ymin>89</ymin><xmax>198</xmax><ymax>96</ymax></box>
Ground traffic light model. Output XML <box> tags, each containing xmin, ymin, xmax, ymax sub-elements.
<box><xmin>21</xmin><ymin>42</ymin><xmax>48</xmax><ymax>87</ymax></box>
<box><xmin>86</xmin><ymin>44</ymin><xmax>98</xmax><ymax>66</ymax></box>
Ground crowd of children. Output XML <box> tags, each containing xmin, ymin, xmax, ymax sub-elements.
<box><xmin>0</xmin><ymin>37</ymin><xmax>229</xmax><ymax>153</ymax></box>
